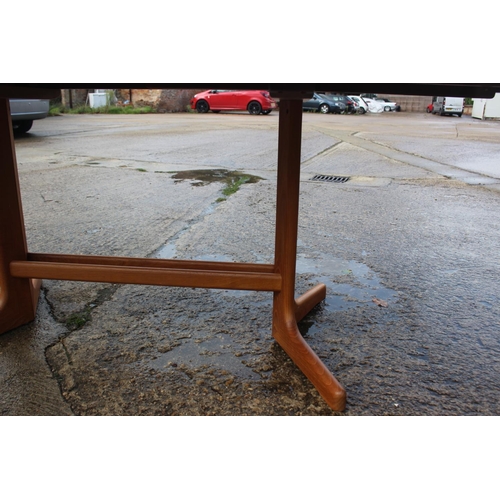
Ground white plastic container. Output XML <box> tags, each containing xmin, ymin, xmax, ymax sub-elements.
<box><xmin>88</xmin><ymin>92</ymin><xmax>107</xmax><ymax>108</ymax></box>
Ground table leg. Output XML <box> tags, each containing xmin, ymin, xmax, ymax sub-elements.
<box><xmin>272</xmin><ymin>99</ymin><xmax>346</xmax><ymax>411</ymax></box>
<box><xmin>0</xmin><ymin>99</ymin><xmax>40</xmax><ymax>335</ymax></box>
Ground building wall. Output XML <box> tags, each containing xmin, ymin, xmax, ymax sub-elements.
<box><xmin>377</xmin><ymin>94</ymin><xmax>432</xmax><ymax>112</ymax></box>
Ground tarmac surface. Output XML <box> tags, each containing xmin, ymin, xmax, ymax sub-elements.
<box><xmin>1</xmin><ymin>110</ymin><xmax>499</xmax><ymax>415</ymax></box>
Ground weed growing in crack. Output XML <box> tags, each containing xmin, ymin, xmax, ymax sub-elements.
<box><xmin>221</xmin><ymin>176</ymin><xmax>250</xmax><ymax>198</ymax></box>
<box><xmin>65</xmin><ymin>310</ymin><xmax>91</xmax><ymax>331</ymax></box>
<box><xmin>62</xmin><ymin>285</ymin><xmax>120</xmax><ymax>332</ymax></box>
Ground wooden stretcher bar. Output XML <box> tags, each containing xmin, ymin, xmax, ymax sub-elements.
<box><xmin>10</xmin><ymin>259</ymin><xmax>282</xmax><ymax>291</ymax></box>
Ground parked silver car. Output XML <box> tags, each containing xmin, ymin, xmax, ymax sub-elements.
<box><xmin>9</xmin><ymin>98</ymin><xmax>50</xmax><ymax>133</ymax></box>
<box><xmin>375</xmin><ymin>98</ymin><xmax>399</xmax><ymax>112</ymax></box>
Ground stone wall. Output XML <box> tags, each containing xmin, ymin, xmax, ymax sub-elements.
<box><xmin>115</xmin><ymin>89</ymin><xmax>205</xmax><ymax>112</ymax></box>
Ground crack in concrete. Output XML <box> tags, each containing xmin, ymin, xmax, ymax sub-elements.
<box><xmin>146</xmin><ymin>172</ymin><xmax>255</xmax><ymax>260</ymax></box>
<box><xmin>42</xmin><ymin>284</ymin><xmax>121</xmax><ymax>413</ymax></box>
<box><xmin>61</xmin><ymin>340</ymin><xmax>73</xmax><ymax>365</ymax></box>
<box><xmin>43</xmin><ymin>284</ymin><xmax>121</xmax><ymax>353</ymax></box>
<box><xmin>301</xmin><ymin>138</ymin><xmax>344</xmax><ymax>167</ymax></box>
<box><xmin>147</xmin><ymin>202</ymin><xmax>216</xmax><ymax>259</ymax></box>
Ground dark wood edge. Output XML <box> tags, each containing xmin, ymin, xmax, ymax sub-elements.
<box><xmin>1</xmin><ymin>84</ymin><xmax>500</xmax><ymax>99</ymax></box>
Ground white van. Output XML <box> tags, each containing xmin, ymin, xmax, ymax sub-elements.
<box><xmin>431</xmin><ymin>96</ymin><xmax>464</xmax><ymax>117</ymax></box>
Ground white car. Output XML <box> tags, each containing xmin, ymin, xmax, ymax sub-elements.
<box><xmin>348</xmin><ymin>96</ymin><xmax>369</xmax><ymax>114</ymax></box>
<box><xmin>375</xmin><ymin>98</ymin><xmax>398</xmax><ymax>112</ymax></box>
<box><xmin>362</xmin><ymin>97</ymin><xmax>385</xmax><ymax>113</ymax></box>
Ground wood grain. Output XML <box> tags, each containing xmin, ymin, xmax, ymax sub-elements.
<box><xmin>0</xmin><ymin>99</ymin><xmax>39</xmax><ymax>335</ymax></box>
<box><xmin>11</xmin><ymin>261</ymin><xmax>282</xmax><ymax>291</ymax></box>
<box><xmin>272</xmin><ymin>99</ymin><xmax>346</xmax><ymax>411</ymax></box>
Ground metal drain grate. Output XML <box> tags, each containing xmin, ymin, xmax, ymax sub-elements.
<box><xmin>311</xmin><ymin>175</ymin><xmax>351</xmax><ymax>183</ymax></box>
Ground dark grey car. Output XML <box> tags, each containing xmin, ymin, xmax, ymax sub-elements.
<box><xmin>303</xmin><ymin>93</ymin><xmax>345</xmax><ymax>114</ymax></box>
<box><xmin>10</xmin><ymin>98</ymin><xmax>50</xmax><ymax>133</ymax></box>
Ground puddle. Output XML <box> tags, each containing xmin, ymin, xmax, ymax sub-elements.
<box><xmin>296</xmin><ymin>252</ymin><xmax>397</xmax><ymax>313</ymax></box>
<box><xmin>153</xmin><ymin>239</ymin><xmax>395</xmax><ymax>310</ymax></box>
<box><xmin>146</xmin><ymin>250</ymin><xmax>395</xmax><ymax>377</ymax></box>
<box><xmin>172</xmin><ymin>169</ymin><xmax>263</xmax><ymax>203</ymax></box>
<box><xmin>171</xmin><ymin>169</ymin><xmax>262</xmax><ymax>188</ymax></box>
<box><xmin>172</xmin><ymin>169</ymin><xmax>262</xmax><ymax>203</ymax></box>
<box><xmin>154</xmin><ymin>242</ymin><xmax>177</xmax><ymax>259</ymax></box>
<box><xmin>150</xmin><ymin>335</ymin><xmax>261</xmax><ymax>379</ymax></box>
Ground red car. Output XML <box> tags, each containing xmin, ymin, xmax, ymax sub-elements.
<box><xmin>190</xmin><ymin>89</ymin><xmax>277</xmax><ymax>115</ymax></box>
<box><xmin>427</xmin><ymin>103</ymin><xmax>433</xmax><ymax>113</ymax></box>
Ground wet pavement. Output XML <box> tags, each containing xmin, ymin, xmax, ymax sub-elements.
<box><xmin>1</xmin><ymin>111</ymin><xmax>499</xmax><ymax>415</ymax></box>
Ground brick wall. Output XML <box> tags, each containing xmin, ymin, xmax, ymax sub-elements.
<box><xmin>377</xmin><ymin>94</ymin><xmax>433</xmax><ymax>112</ymax></box>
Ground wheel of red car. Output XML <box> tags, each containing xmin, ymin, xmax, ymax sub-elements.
<box><xmin>248</xmin><ymin>101</ymin><xmax>262</xmax><ymax>115</ymax></box>
<box><xmin>196</xmin><ymin>100</ymin><xmax>209</xmax><ymax>113</ymax></box>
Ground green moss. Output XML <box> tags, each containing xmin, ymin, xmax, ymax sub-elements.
<box><xmin>170</xmin><ymin>169</ymin><xmax>262</xmax><ymax>202</ymax></box>
<box><xmin>65</xmin><ymin>312</ymin><xmax>90</xmax><ymax>330</ymax></box>
<box><xmin>222</xmin><ymin>176</ymin><xmax>250</xmax><ymax>197</ymax></box>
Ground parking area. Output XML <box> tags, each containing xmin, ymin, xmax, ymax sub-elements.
<box><xmin>2</xmin><ymin>110</ymin><xmax>500</xmax><ymax>415</ymax></box>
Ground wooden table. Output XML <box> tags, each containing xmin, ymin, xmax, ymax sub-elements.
<box><xmin>1</xmin><ymin>84</ymin><xmax>498</xmax><ymax>412</ymax></box>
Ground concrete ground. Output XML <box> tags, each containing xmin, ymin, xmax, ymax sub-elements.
<box><xmin>1</xmin><ymin>110</ymin><xmax>499</xmax><ymax>415</ymax></box>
